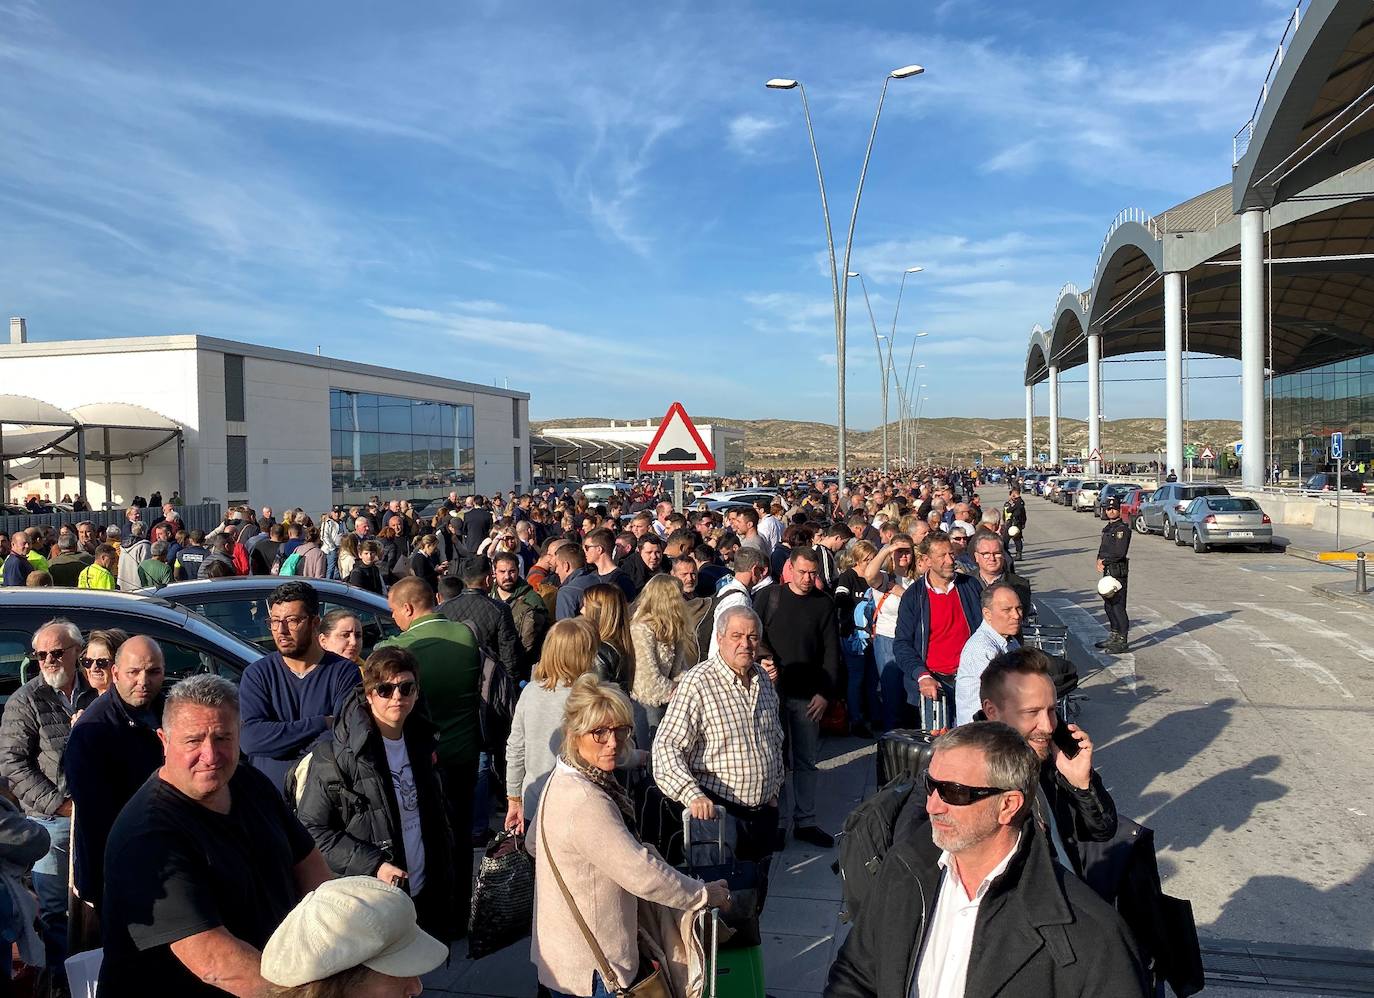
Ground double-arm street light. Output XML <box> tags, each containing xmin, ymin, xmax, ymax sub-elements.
<box><xmin>849</xmin><ymin>268</ymin><xmax>923</xmax><ymax>473</ymax></box>
<box><xmin>766</xmin><ymin>64</ymin><xmax>924</xmax><ymax>493</ymax></box>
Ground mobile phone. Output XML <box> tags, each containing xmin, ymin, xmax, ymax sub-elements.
<box><xmin>1052</xmin><ymin>720</ymin><xmax>1081</xmax><ymax>759</ymax></box>
<box><xmin>390</xmin><ymin>873</ymin><xmax>409</xmax><ymax>893</ymax></box>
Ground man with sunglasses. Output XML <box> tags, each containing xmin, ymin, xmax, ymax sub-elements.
<box><xmin>238</xmin><ymin>582</ymin><xmax>360</xmax><ymax>795</ymax></box>
<box><xmin>825</xmin><ymin>722</ymin><xmax>1147</xmax><ymax>998</ymax></box>
<box><xmin>0</xmin><ymin>618</ymin><xmax>98</xmax><ymax>985</ymax></box>
<box><xmin>65</xmin><ymin>636</ymin><xmax>168</xmax><ymax>911</ymax></box>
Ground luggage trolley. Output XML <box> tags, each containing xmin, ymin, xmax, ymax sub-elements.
<box><xmin>1020</xmin><ymin>622</ymin><xmax>1084</xmax><ymax>720</ymax></box>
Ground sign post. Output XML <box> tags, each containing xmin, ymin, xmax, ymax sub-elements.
<box><xmin>638</xmin><ymin>402</ymin><xmax>716</xmax><ymax>511</ymax></box>
<box><xmin>1333</xmin><ymin>431</ymin><xmax>1344</xmax><ymax>549</ymax></box>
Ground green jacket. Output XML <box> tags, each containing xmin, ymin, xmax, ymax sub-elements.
<box><xmin>376</xmin><ymin>613</ymin><xmax>481</xmax><ymax>768</ymax></box>
<box><xmin>137</xmin><ymin>558</ymin><xmax>173</xmax><ymax>588</ymax></box>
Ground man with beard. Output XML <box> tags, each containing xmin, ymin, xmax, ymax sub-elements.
<box><xmin>0</xmin><ymin>618</ymin><xmax>98</xmax><ymax>985</ymax></box>
<box><xmin>65</xmin><ymin>636</ymin><xmax>168</xmax><ymax>912</ymax></box>
<box><xmin>238</xmin><ymin>582</ymin><xmax>359</xmax><ymax>794</ymax></box>
<box><xmin>824</xmin><ymin>722</ymin><xmax>1147</xmax><ymax>998</ymax></box>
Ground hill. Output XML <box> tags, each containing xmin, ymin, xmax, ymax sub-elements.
<box><xmin>532</xmin><ymin>415</ymin><xmax>1243</xmax><ymax>467</ymax></box>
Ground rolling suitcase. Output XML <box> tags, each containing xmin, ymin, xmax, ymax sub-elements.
<box><xmin>698</xmin><ymin>907</ymin><xmax>766</xmax><ymax>998</ymax></box>
<box><xmin>875</xmin><ymin>698</ymin><xmax>947</xmax><ymax>786</ymax></box>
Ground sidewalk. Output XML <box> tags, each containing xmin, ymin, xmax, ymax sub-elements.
<box><xmin>421</xmin><ymin>739</ymin><xmax>870</xmax><ymax>997</ymax></box>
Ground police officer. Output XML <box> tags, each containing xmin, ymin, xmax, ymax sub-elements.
<box><xmin>1003</xmin><ymin>486</ymin><xmax>1027</xmax><ymax>559</ymax></box>
<box><xmin>1095</xmin><ymin>497</ymin><xmax>1131</xmax><ymax>653</ymax></box>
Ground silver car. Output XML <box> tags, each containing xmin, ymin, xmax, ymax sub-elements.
<box><xmin>1173</xmin><ymin>496</ymin><xmax>1275</xmax><ymax>552</ymax></box>
<box><xmin>1137</xmin><ymin>483</ymin><xmax>1232</xmax><ymax>538</ymax></box>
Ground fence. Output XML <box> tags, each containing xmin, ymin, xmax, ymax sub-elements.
<box><xmin>0</xmin><ymin>503</ymin><xmax>223</xmax><ymax>538</ymax></box>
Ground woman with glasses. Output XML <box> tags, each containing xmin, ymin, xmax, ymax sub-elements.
<box><xmin>78</xmin><ymin>628</ymin><xmax>128</xmax><ymax>700</ymax></box>
<box><xmin>295</xmin><ymin>646</ymin><xmax>459</xmax><ymax>942</ymax></box>
<box><xmin>504</xmin><ymin>619</ymin><xmax>600</xmax><ymax>836</ymax></box>
<box><xmin>530</xmin><ymin>674</ymin><xmax>728</xmax><ymax>998</ymax></box>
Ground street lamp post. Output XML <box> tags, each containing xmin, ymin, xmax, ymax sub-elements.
<box><xmin>849</xmin><ymin>271</ymin><xmax>893</xmax><ymax>473</ymax></box>
<box><xmin>767</xmin><ymin>65</ymin><xmax>924</xmax><ymax>494</ymax></box>
<box><xmin>914</xmin><ymin>392</ymin><xmax>929</xmax><ymax>465</ymax></box>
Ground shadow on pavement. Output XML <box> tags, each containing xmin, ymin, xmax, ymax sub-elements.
<box><xmin>1142</xmin><ymin>755</ymin><xmax>1286</xmax><ymax>852</ymax></box>
<box><xmin>1203</xmin><ymin>860</ymin><xmax>1374</xmax><ymax>951</ymax></box>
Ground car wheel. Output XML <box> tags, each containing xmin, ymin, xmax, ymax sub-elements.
<box><xmin>1193</xmin><ymin>532</ymin><xmax>1207</xmax><ymax>554</ymax></box>
<box><xmin>1163</xmin><ymin>519</ymin><xmax>1175</xmax><ymax>540</ymax></box>
<box><xmin>1133</xmin><ymin>515</ymin><xmax>1148</xmax><ymax>534</ymax></box>
<box><xmin>1174</xmin><ymin>526</ymin><xmax>1186</xmax><ymax>546</ymax></box>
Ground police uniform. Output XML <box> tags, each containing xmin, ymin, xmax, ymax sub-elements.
<box><xmin>1097</xmin><ymin>499</ymin><xmax>1131</xmax><ymax>651</ymax></box>
<box><xmin>1003</xmin><ymin>493</ymin><xmax>1027</xmax><ymax>558</ymax></box>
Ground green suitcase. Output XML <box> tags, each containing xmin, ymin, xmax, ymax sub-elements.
<box><xmin>700</xmin><ymin>909</ymin><xmax>766</xmax><ymax>998</ymax></box>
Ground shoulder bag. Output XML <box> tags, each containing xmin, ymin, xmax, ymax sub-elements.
<box><xmin>540</xmin><ymin>813</ymin><xmax>671</xmax><ymax>998</ymax></box>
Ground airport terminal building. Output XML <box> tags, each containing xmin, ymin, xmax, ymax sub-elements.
<box><xmin>0</xmin><ymin>329</ymin><xmax>529</xmax><ymax>513</ymax></box>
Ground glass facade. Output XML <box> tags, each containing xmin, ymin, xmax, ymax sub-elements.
<box><xmin>329</xmin><ymin>389</ymin><xmax>475</xmax><ymax>504</ymax></box>
<box><xmin>1271</xmin><ymin>355</ymin><xmax>1374</xmax><ymax>475</ymax></box>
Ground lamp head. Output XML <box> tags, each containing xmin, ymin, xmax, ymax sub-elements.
<box><xmin>916</xmin><ymin>331</ymin><xmax>929</xmax><ymax>337</ymax></box>
<box><xmin>846</xmin><ymin>271</ymin><xmax>860</xmax><ymax>278</ymax></box>
<box><xmin>905</xmin><ymin>266</ymin><xmax>924</xmax><ymax>274</ymax></box>
<box><xmin>890</xmin><ymin>65</ymin><xmax>925</xmax><ymax>79</ymax></box>
<box><xmin>766</xmin><ymin>78</ymin><xmax>799</xmax><ymax>90</ymax></box>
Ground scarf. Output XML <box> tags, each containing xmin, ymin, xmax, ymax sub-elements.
<box><xmin>563</xmin><ymin>747</ymin><xmax>639</xmax><ymax>837</ymax></box>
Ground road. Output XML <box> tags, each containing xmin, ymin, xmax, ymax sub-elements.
<box><xmin>1002</xmin><ymin>484</ymin><xmax>1374</xmax><ymax>954</ymax></box>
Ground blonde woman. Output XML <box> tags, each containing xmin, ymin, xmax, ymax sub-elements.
<box><xmin>337</xmin><ymin>533</ymin><xmax>359</xmax><ymax>581</ymax></box>
<box><xmin>579</xmin><ymin>584</ymin><xmax>635</xmax><ymax>696</ymax></box>
<box><xmin>628</xmin><ymin>575</ymin><xmax>697</xmax><ymax>743</ymax></box>
<box><xmin>530</xmin><ymin>675</ymin><xmax>728</xmax><ymax>998</ymax></box>
<box><xmin>504</xmin><ymin>619</ymin><xmax>600</xmax><ymax>835</ymax></box>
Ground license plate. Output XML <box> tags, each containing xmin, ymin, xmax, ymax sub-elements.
<box><xmin>1230</xmin><ymin>531</ymin><xmax>1254</xmax><ymax>538</ymax></box>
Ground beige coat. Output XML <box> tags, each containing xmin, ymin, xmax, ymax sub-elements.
<box><xmin>630</xmin><ymin>621</ymin><xmax>693</xmax><ymax>708</ymax></box>
<box><xmin>531</xmin><ymin>762</ymin><xmax>708</xmax><ymax>994</ymax></box>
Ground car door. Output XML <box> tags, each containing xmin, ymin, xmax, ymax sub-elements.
<box><xmin>1143</xmin><ymin>487</ymin><xmax>1166</xmax><ymax>527</ymax></box>
<box><xmin>1180</xmin><ymin>498</ymin><xmax>1204</xmax><ymax>541</ymax></box>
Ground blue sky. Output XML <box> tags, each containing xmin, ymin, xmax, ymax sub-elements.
<box><xmin>0</xmin><ymin>0</ymin><xmax>1295</xmax><ymax>424</ymax></box>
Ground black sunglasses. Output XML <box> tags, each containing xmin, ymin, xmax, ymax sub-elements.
<box><xmin>924</xmin><ymin>772</ymin><xmax>1010</xmax><ymax>807</ymax></box>
<box><xmin>373</xmin><ymin>680</ymin><xmax>418</xmax><ymax>699</ymax></box>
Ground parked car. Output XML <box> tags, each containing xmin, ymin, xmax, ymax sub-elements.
<box><xmin>1120</xmin><ymin>487</ymin><xmax>1148</xmax><ymax>529</ymax></box>
<box><xmin>1305</xmin><ymin>472</ymin><xmax>1367</xmax><ymax>493</ymax></box>
<box><xmin>699</xmin><ymin>490</ymin><xmax>779</xmax><ymax>507</ymax></box>
<box><xmin>1137</xmin><ymin>483</ymin><xmax>1233</xmax><ymax>539</ymax></box>
<box><xmin>1094</xmin><ymin>483</ymin><xmax>1143</xmax><ymax>518</ymax></box>
<box><xmin>1055</xmin><ymin>479</ymin><xmax>1083</xmax><ymax>506</ymax></box>
<box><xmin>0</xmin><ymin>589</ymin><xmax>262</xmax><ymax>704</ymax></box>
<box><xmin>1173</xmin><ymin>496</ymin><xmax>1275</xmax><ymax>552</ymax></box>
<box><xmin>1073</xmin><ymin>480</ymin><xmax>1110</xmax><ymax>512</ymax></box>
<box><xmin>143</xmin><ymin>577</ymin><xmax>402</xmax><ymax>657</ymax></box>
<box><xmin>580</xmin><ymin>482</ymin><xmax>633</xmax><ymax>502</ymax></box>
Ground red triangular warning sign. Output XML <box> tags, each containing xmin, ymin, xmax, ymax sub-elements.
<box><xmin>639</xmin><ymin>403</ymin><xmax>716</xmax><ymax>472</ymax></box>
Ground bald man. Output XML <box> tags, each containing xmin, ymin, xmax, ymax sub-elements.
<box><xmin>64</xmin><ymin>635</ymin><xmax>168</xmax><ymax>908</ymax></box>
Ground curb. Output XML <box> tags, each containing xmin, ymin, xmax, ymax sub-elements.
<box><xmin>1311</xmin><ymin>583</ymin><xmax>1374</xmax><ymax>610</ymax></box>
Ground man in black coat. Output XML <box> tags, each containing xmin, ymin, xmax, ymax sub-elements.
<box><xmin>462</xmin><ymin>498</ymin><xmax>494</xmax><ymax>555</ymax></box>
<box><xmin>825</xmin><ymin>722</ymin><xmax>1148</xmax><ymax>998</ymax></box>
<box><xmin>64</xmin><ymin>636</ymin><xmax>167</xmax><ymax>909</ymax></box>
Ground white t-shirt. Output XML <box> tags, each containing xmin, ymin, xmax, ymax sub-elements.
<box><xmin>872</xmin><ymin>572</ymin><xmax>914</xmax><ymax>639</ymax></box>
<box><xmin>383</xmin><ymin>735</ymin><xmax>426</xmax><ymax>894</ymax></box>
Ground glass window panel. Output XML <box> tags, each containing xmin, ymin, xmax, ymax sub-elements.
<box><xmin>378</xmin><ymin>400</ymin><xmax>411</xmax><ymax>434</ymax></box>
<box><xmin>413</xmin><ymin>401</ymin><xmax>443</xmax><ymax>436</ymax></box>
<box><xmin>457</xmin><ymin>405</ymin><xmax>474</xmax><ymax>438</ymax></box>
<box><xmin>356</xmin><ymin>397</ymin><xmax>378</xmax><ymax>432</ymax></box>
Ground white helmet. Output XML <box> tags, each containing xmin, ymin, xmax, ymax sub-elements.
<box><xmin>1008</xmin><ymin>525</ymin><xmax>1021</xmax><ymax>537</ymax></box>
<box><xmin>1097</xmin><ymin>575</ymin><xmax>1122</xmax><ymax>597</ymax></box>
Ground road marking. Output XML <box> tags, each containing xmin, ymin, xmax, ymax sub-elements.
<box><xmin>1038</xmin><ymin>595</ymin><xmax>1136</xmax><ymax>693</ymax></box>
<box><xmin>1286</xmin><ymin>585</ymin><xmax>1304</xmax><ymax>592</ymax></box>
<box><xmin>1133</xmin><ymin>606</ymin><xmax>1239</xmax><ymax>683</ymax></box>
<box><xmin>1221</xmin><ymin>602</ymin><xmax>1359</xmax><ymax>698</ymax></box>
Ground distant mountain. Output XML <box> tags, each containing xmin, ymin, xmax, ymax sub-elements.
<box><xmin>533</xmin><ymin>415</ymin><xmax>1242</xmax><ymax>467</ymax></box>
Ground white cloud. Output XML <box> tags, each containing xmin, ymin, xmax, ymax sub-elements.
<box><xmin>727</xmin><ymin>114</ymin><xmax>782</xmax><ymax>155</ymax></box>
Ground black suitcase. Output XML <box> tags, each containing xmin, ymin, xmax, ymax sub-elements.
<box><xmin>875</xmin><ymin>699</ymin><xmax>948</xmax><ymax>786</ymax></box>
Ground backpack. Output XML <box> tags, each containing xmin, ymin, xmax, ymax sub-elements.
<box><xmin>276</xmin><ymin>552</ymin><xmax>304</xmax><ymax>576</ymax></box>
<box><xmin>833</xmin><ymin>775</ymin><xmax>924</xmax><ymax>923</ymax></box>
<box><xmin>477</xmin><ymin>641</ymin><xmax>519</xmax><ymax>752</ymax></box>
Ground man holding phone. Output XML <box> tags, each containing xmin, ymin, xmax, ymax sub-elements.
<box><xmin>978</xmin><ymin>648</ymin><xmax>1117</xmax><ymax>877</ymax></box>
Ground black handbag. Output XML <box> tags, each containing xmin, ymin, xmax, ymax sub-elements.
<box><xmin>467</xmin><ymin>831</ymin><xmax>535</xmax><ymax>960</ymax></box>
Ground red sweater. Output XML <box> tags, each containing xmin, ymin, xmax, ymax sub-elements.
<box><xmin>926</xmin><ymin>586</ymin><xmax>971</xmax><ymax>676</ymax></box>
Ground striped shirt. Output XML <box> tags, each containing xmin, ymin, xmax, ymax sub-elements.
<box><xmin>651</xmin><ymin>654</ymin><xmax>785</xmax><ymax>810</ymax></box>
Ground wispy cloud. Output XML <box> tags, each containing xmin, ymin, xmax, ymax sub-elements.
<box><xmin>728</xmin><ymin>114</ymin><xmax>782</xmax><ymax>156</ymax></box>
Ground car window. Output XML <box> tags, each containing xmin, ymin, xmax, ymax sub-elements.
<box><xmin>1185</xmin><ymin>498</ymin><xmax>1204</xmax><ymax>515</ymax></box>
<box><xmin>0</xmin><ymin>629</ymin><xmax>31</xmax><ymax>702</ymax></box>
<box><xmin>1201</xmin><ymin>487</ymin><xmax>1232</xmax><ymax>497</ymax></box>
<box><xmin>185</xmin><ymin>598</ymin><xmax>275</xmax><ymax>654</ymax></box>
<box><xmin>1208</xmin><ymin>498</ymin><xmax>1259</xmax><ymax>512</ymax></box>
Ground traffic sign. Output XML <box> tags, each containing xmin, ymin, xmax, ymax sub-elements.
<box><xmin>1234</xmin><ymin>443</ymin><xmax>1243</xmax><ymax>457</ymax></box>
<box><xmin>1037</xmin><ymin>452</ymin><xmax>1048</xmax><ymax>463</ymax></box>
<box><xmin>1088</xmin><ymin>447</ymin><xmax>1102</xmax><ymax>462</ymax></box>
<box><xmin>1200</xmin><ymin>446</ymin><xmax>1216</xmax><ymax>460</ymax></box>
<box><xmin>1332</xmin><ymin>431</ymin><xmax>1344</xmax><ymax>460</ymax></box>
<box><xmin>1185</xmin><ymin>444</ymin><xmax>1198</xmax><ymax>460</ymax></box>
<box><xmin>1002</xmin><ymin>455</ymin><xmax>1011</xmax><ymax>464</ymax></box>
<box><xmin>638</xmin><ymin>402</ymin><xmax>715</xmax><ymax>472</ymax></box>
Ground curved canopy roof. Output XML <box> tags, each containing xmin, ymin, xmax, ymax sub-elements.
<box><xmin>0</xmin><ymin>396</ymin><xmax>184</xmax><ymax>461</ymax></box>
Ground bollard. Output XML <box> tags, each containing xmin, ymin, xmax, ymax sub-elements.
<box><xmin>1359</xmin><ymin>551</ymin><xmax>1368</xmax><ymax>594</ymax></box>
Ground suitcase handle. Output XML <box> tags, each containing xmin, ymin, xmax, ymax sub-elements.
<box><xmin>682</xmin><ymin>805</ymin><xmax>726</xmax><ymax>873</ymax></box>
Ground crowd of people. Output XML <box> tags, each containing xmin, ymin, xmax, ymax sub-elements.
<box><xmin>0</xmin><ymin>466</ymin><xmax>1164</xmax><ymax>997</ymax></box>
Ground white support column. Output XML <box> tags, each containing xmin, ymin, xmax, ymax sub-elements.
<box><xmin>1048</xmin><ymin>365</ymin><xmax>1061</xmax><ymax>466</ymax></box>
<box><xmin>1087</xmin><ymin>333</ymin><xmax>1102</xmax><ymax>475</ymax></box>
<box><xmin>1164</xmin><ymin>271</ymin><xmax>1184</xmax><ymax>479</ymax></box>
<box><xmin>1240</xmin><ymin>209</ymin><xmax>1265</xmax><ymax>488</ymax></box>
<box><xmin>1025</xmin><ymin>385</ymin><xmax>1034</xmax><ymax>466</ymax></box>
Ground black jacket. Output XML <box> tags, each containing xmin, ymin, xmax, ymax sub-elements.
<box><xmin>1039</xmin><ymin>760</ymin><xmax>1118</xmax><ymax>877</ymax></box>
<box><xmin>439</xmin><ymin>590</ymin><xmax>522</xmax><ymax>682</ymax></box>
<box><xmin>462</xmin><ymin>508</ymin><xmax>494</xmax><ymax>551</ymax></box>
<box><xmin>825</xmin><ymin>808</ymin><xmax>1149</xmax><ymax>998</ymax></box>
<box><xmin>0</xmin><ymin>674</ymin><xmax>98</xmax><ymax>816</ymax></box>
<box><xmin>295</xmin><ymin>688</ymin><xmax>460</xmax><ymax>941</ymax></box>
<box><xmin>64</xmin><ymin>689</ymin><xmax>165</xmax><ymax>905</ymax></box>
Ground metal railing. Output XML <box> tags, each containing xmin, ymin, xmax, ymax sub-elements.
<box><xmin>0</xmin><ymin>503</ymin><xmax>224</xmax><ymax>537</ymax></box>
<box><xmin>1233</xmin><ymin>1</ymin><xmax>1310</xmax><ymax>166</ymax></box>
<box><xmin>1098</xmin><ymin>207</ymin><xmax>1162</xmax><ymax>262</ymax></box>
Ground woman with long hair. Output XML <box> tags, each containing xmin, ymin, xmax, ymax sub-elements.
<box><xmin>862</xmin><ymin>532</ymin><xmax>919</xmax><ymax>734</ymax></box>
<box><xmin>503</xmin><ymin>618</ymin><xmax>599</xmax><ymax>835</ymax></box>
<box><xmin>318</xmin><ymin>609</ymin><xmax>365</xmax><ymax>666</ymax></box>
<box><xmin>337</xmin><ymin>533</ymin><xmax>359</xmax><ymax>581</ymax></box>
<box><xmin>628</xmin><ymin>575</ymin><xmax>697</xmax><ymax>744</ymax></box>
<box><xmin>530</xmin><ymin>675</ymin><xmax>728</xmax><ymax>998</ymax></box>
<box><xmin>835</xmin><ymin>540</ymin><xmax>879</xmax><ymax>737</ymax></box>
<box><xmin>579</xmin><ymin>584</ymin><xmax>635</xmax><ymax>695</ymax></box>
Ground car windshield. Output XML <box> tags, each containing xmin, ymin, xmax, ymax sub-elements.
<box><xmin>1207</xmin><ymin>498</ymin><xmax>1259</xmax><ymax>512</ymax></box>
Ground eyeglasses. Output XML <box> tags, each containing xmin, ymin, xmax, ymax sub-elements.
<box><xmin>924</xmin><ymin>772</ymin><xmax>1010</xmax><ymax>807</ymax></box>
<box><xmin>80</xmin><ymin>656</ymin><xmax>112</xmax><ymax>671</ymax></box>
<box><xmin>588</xmin><ymin>724</ymin><xmax>633</xmax><ymax>745</ymax></box>
<box><xmin>372</xmin><ymin>680</ymin><xmax>417</xmax><ymax>699</ymax></box>
<box><xmin>268</xmin><ymin>614</ymin><xmax>311</xmax><ymax>631</ymax></box>
<box><xmin>31</xmin><ymin>647</ymin><xmax>74</xmax><ymax>661</ymax></box>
